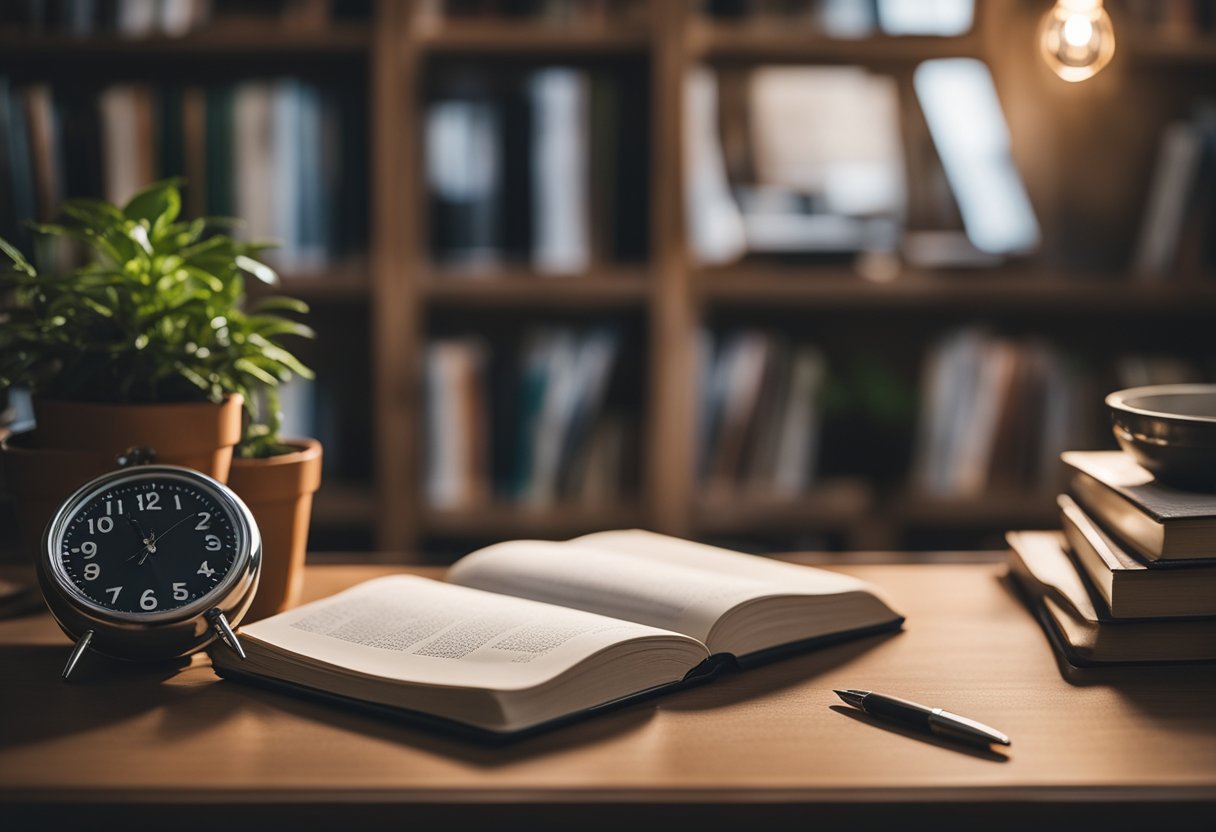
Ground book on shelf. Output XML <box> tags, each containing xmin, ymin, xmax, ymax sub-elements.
<box><xmin>912</xmin><ymin>328</ymin><xmax>1089</xmax><ymax>498</ymax></box>
<box><xmin>1006</xmin><ymin>530</ymin><xmax>1216</xmax><ymax>665</ymax></box>
<box><xmin>425</xmin><ymin>64</ymin><xmax>647</xmax><ymax>272</ymax></box>
<box><xmin>1064</xmin><ymin>450</ymin><xmax>1216</xmax><ymax>562</ymax></box>
<box><xmin>423</xmin><ymin>326</ymin><xmax>630</xmax><ymax>510</ymax></box>
<box><xmin>424</xmin><ymin>336</ymin><xmax>490</xmax><ymax>509</ymax></box>
<box><xmin>697</xmin><ymin>329</ymin><xmax>826</xmax><ymax>499</ymax></box>
<box><xmin>211</xmin><ymin>529</ymin><xmax>903</xmax><ymax>739</ymax></box>
<box><xmin>1058</xmin><ymin>493</ymin><xmax>1216</xmax><ymax>619</ymax></box>
<box><xmin>1132</xmin><ymin>103</ymin><xmax>1216</xmax><ymax>280</ymax></box>
<box><xmin>0</xmin><ymin>76</ymin><xmax>366</xmax><ymax>269</ymax></box>
<box><xmin>0</xmin><ymin>0</ymin><xmax>368</xmax><ymax>36</ymax></box>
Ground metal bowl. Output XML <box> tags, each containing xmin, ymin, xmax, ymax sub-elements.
<box><xmin>1106</xmin><ymin>384</ymin><xmax>1216</xmax><ymax>491</ymax></box>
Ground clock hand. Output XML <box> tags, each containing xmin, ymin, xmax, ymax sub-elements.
<box><xmin>131</xmin><ymin>512</ymin><xmax>200</xmax><ymax>565</ymax></box>
<box><xmin>150</xmin><ymin>513</ymin><xmax>197</xmax><ymax>544</ymax></box>
<box><xmin>125</xmin><ymin>513</ymin><xmax>148</xmax><ymax>542</ymax></box>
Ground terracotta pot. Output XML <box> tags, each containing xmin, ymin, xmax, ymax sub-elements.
<box><xmin>0</xmin><ymin>395</ymin><xmax>243</xmax><ymax>564</ymax></box>
<box><xmin>227</xmin><ymin>439</ymin><xmax>322</xmax><ymax>622</ymax></box>
<box><xmin>32</xmin><ymin>395</ymin><xmax>244</xmax><ymax>480</ymax></box>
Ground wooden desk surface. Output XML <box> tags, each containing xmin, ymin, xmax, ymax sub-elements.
<box><xmin>2</xmin><ymin>560</ymin><xmax>1214</xmax><ymax>831</ymax></box>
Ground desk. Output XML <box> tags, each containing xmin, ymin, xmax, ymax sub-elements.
<box><xmin>1</xmin><ymin>560</ymin><xmax>1214</xmax><ymax>831</ymax></box>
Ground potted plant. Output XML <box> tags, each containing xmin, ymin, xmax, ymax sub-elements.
<box><xmin>0</xmin><ymin>179</ymin><xmax>315</xmax><ymax>567</ymax></box>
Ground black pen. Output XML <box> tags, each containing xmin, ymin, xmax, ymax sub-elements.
<box><xmin>834</xmin><ymin>689</ymin><xmax>1011</xmax><ymax>747</ymax></box>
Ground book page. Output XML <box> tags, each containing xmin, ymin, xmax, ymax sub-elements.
<box><xmin>448</xmin><ymin>531</ymin><xmax>876</xmax><ymax>643</ymax></box>
<box><xmin>238</xmin><ymin>575</ymin><xmax>705</xmax><ymax>691</ymax></box>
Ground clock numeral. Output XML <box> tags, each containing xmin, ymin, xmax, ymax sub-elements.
<box><xmin>139</xmin><ymin>588</ymin><xmax>158</xmax><ymax>611</ymax></box>
<box><xmin>105</xmin><ymin>586</ymin><xmax>122</xmax><ymax>604</ymax></box>
<box><xmin>105</xmin><ymin>499</ymin><xmax>123</xmax><ymax>516</ymax></box>
<box><xmin>135</xmin><ymin>492</ymin><xmax>161</xmax><ymax>511</ymax></box>
<box><xmin>195</xmin><ymin>511</ymin><xmax>212</xmax><ymax>531</ymax></box>
<box><xmin>87</xmin><ymin>517</ymin><xmax>114</xmax><ymax>534</ymax></box>
<box><xmin>174</xmin><ymin>494</ymin><xmax>182</xmax><ymax>511</ymax></box>
<box><xmin>197</xmin><ymin>561</ymin><xmax>215</xmax><ymax>578</ymax></box>
<box><xmin>173</xmin><ymin>582</ymin><xmax>189</xmax><ymax>601</ymax></box>
<box><xmin>204</xmin><ymin>534</ymin><xmax>221</xmax><ymax>552</ymax></box>
<box><xmin>80</xmin><ymin>541</ymin><xmax>98</xmax><ymax>559</ymax></box>
<box><xmin>83</xmin><ymin>563</ymin><xmax>100</xmax><ymax>581</ymax></box>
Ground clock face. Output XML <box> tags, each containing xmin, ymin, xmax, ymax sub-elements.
<box><xmin>55</xmin><ymin>475</ymin><xmax>241</xmax><ymax>616</ymax></box>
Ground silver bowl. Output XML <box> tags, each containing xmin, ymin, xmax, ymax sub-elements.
<box><xmin>1106</xmin><ymin>384</ymin><xmax>1216</xmax><ymax>491</ymax></box>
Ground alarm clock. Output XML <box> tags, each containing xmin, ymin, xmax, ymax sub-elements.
<box><xmin>37</xmin><ymin>464</ymin><xmax>262</xmax><ymax>681</ymax></box>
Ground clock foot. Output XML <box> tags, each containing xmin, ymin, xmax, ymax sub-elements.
<box><xmin>62</xmin><ymin>630</ymin><xmax>95</xmax><ymax>682</ymax></box>
<box><xmin>206</xmin><ymin>608</ymin><xmax>246</xmax><ymax>660</ymax></box>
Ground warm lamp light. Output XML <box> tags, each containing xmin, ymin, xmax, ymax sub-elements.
<box><xmin>1039</xmin><ymin>0</ymin><xmax>1115</xmax><ymax>82</ymax></box>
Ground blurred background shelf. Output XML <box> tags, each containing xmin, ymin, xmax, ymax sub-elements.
<box><xmin>417</xmin><ymin>24</ymin><xmax>651</xmax><ymax>55</ymax></box>
<box><xmin>689</xmin><ymin>479</ymin><xmax>873</xmax><ymax>537</ymax></box>
<box><xmin>695</xmin><ymin>268</ymin><xmax>1216</xmax><ymax>312</ymax></box>
<box><xmin>691</xmin><ymin>25</ymin><xmax>984</xmax><ymax>63</ymax></box>
<box><xmin>419</xmin><ymin>503</ymin><xmax>645</xmax><ymax>541</ymax></box>
<box><xmin>422</xmin><ymin>269</ymin><xmax>651</xmax><ymax>307</ymax></box>
<box><xmin>2</xmin><ymin>0</ymin><xmax>1214</xmax><ymax>563</ymax></box>
<box><xmin>0</xmin><ymin>25</ymin><xmax>370</xmax><ymax>61</ymax></box>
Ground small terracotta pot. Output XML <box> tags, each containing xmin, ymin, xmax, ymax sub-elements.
<box><xmin>227</xmin><ymin>439</ymin><xmax>322</xmax><ymax>622</ymax></box>
<box><xmin>0</xmin><ymin>395</ymin><xmax>244</xmax><ymax>563</ymax></box>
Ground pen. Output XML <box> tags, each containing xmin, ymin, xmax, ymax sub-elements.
<box><xmin>834</xmin><ymin>689</ymin><xmax>1011</xmax><ymax>747</ymax></box>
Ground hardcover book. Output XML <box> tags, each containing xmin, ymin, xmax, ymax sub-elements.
<box><xmin>211</xmin><ymin>530</ymin><xmax>902</xmax><ymax>740</ymax></box>
<box><xmin>1006</xmin><ymin>530</ymin><xmax>1216</xmax><ymax>665</ymax></box>
<box><xmin>1059</xmin><ymin>494</ymin><xmax>1216</xmax><ymax>619</ymax></box>
<box><xmin>1063</xmin><ymin>450</ymin><xmax>1216</xmax><ymax>562</ymax></box>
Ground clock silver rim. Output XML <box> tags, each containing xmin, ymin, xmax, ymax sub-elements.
<box><xmin>42</xmin><ymin>465</ymin><xmax>259</xmax><ymax>625</ymax></box>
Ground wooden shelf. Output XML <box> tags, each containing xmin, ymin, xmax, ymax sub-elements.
<box><xmin>691</xmin><ymin>479</ymin><xmax>873</xmax><ymax>536</ymax></box>
<box><xmin>890</xmin><ymin>490</ymin><xmax>1058</xmax><ymax>529</ymax></box>
<box><xmin>0</xmin><ymin>24</ymin><xmax>370</xmax><ymax>63</ymax></box>
<box><xmin>417</xmin><ymin>24</ymin><xmax>650</xmax><ymax>56</ymax></box>
<box><xmin>696</xmin><ymin>267</ymin><xmax>1216</xmax><ymax>312</ymax></box>
<box><xmin>691</xmin><ymin>23</ymin><xmax>983</xmax><ymax>63</ymax></box>
<box><xmin>274</xmin><ymin>264</ymin><xmax>372</xmax><ymax>302</ymax></box>
<box><xmin>420</xmin><ymin>502</ymin><xmax>644</xmax><ymax>539</ymax></box>
<box><xmin>422</xmin><ymin>269</ymin><xmax>651</xmax><ymax>308</ymax></box>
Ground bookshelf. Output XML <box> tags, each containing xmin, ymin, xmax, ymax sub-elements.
<box><xmin>2</xmin><ymin>0</ymin><xmax>1213</xmax><ymax>561</ymax></box>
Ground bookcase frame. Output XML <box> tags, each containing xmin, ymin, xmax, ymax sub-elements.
<box><xmin>4</xmin><ymin>0</ymin><xmax>1215</xmax><ymax>560</ymax></box>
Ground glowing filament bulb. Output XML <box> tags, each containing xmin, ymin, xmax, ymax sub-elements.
<box><xmin>1039</xmin><ymin>0</ymin><xmax>1115</xmax><ymax>82</ymax></box>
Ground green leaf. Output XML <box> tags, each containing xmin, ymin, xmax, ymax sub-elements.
<box><xmin>250</xmin><ymin>295</ymin><xmax>310</xmax><ymax>315</ymax></box>
<box><xmin>234</xmin><ymin>358</ymin><xmax>279</xmax><ymax>386</ymax></box>
<box><xmin>235</xmin><ymin>255</ymin><xmax>278</xmax><ymax>285</ymax></box>
<box><xmin>123</xmin><ymin>178</ymin><xmax>183</xmax><ymax>229</ymax></box>
<box><xmin>60</xmin><ymin>198</ymin><xmax>125</xmax><ymax>229</ymax></box>
<box><xmin>0</xmin><ymin>237</ymin><xmax>35</xmax><ymax>276</ymax></box>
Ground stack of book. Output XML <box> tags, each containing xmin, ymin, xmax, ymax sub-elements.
<box><xmin>1007</xmin><ymin>450</ymin><xmax>1216</xmax><ymax>666</ymax></box>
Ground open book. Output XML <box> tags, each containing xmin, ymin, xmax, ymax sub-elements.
<box><xmin>211</xmin><ymin>530</ymin><xmax>903</xmax><ymax>738</ymax></box>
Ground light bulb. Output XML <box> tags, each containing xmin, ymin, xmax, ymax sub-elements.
<box><xmin>1039</xmin><ymin>0</ymin><xmax>1115</xmax><ymax>82</ymax></box>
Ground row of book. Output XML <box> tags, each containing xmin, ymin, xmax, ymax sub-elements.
<box><xmin>429</xmin><ymin>0</ymin><xmax>647</xmax><ymax>26</ymax></box>
<box><xmin>0</xmin><ymin>78</ymin><xmax>367</xmax><ymax>269</ymax></box>
<box><xmin>0</xmin><ymin>0</ymin><xmax>371</xmax><ymax>36</ymax></box>
<box><xmin>426</xmin><ymin>65</ymin><xmax>648</xmax><ymax>272</ymax></box>
<box><xmin>1133</xmin><ymin>102</ymin><xmax>1216</xmax><ymax>280</ymax></box>
<box><xmin>423</xmin><ymin>328</ymin><xmax>635</xmax><ymax>509</ymax></box>
<box><xmin>911</xmin><ymin>328</ymin><xmax>1091</xmax><ymax>499</ymax></box>
<box><xmin>702</xmin><ymin>0</ymin><xmax>975</xmax><ymax>38</ymax></box>
<box><xmin>1008</xmin><ymin>450</ymin><xmax>1216</xmax><ymax>665</ymax></box>
<box><xmin>696</xmin><ymin>330</ymin><xmax>826</xmax><ymax>499</ymax></box>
